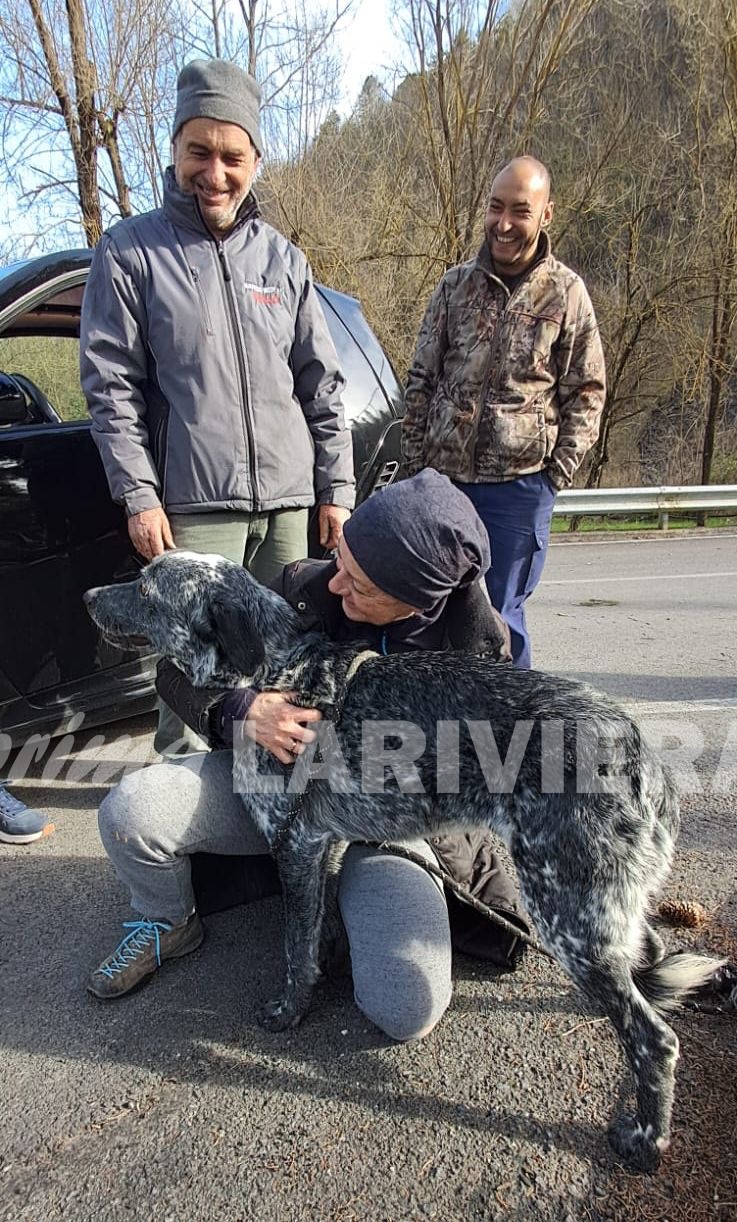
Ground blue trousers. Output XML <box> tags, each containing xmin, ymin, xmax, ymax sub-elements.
<box><xmin>455</xmin><ymin>473</ymin><xmax>557</xmax><ymax>669</ymax></box>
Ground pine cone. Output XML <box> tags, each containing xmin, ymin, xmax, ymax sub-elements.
<box><xmin>657</xmin><ymin>899</ymin><xmax>707</xmax><ymax>928</ymax></box>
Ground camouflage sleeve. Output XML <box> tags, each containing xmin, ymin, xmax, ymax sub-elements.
<box><xmin>402</xmin><ymin>279</ymin><xmax>449</xmax><ymax>475</ymax></box>
<box><xmin>548</xmin><ymin>280</ymin><xmax>606</xmax><ymax>489</ymax></box>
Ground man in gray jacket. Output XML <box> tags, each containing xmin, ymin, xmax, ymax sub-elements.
<box><xmin>81</xmin><ymin>58</ymin><xmax>355</xmax><ymax>753</ymax></box>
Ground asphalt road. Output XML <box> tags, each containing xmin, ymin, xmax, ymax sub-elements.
<box><xmin>2</xmin><ymin>532</ymin><xmax>736</xmax><ymax>1222</ymax></box>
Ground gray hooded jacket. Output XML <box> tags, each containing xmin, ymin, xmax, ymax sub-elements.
<box><xmin>80</xmin><ymin>169</ymin><xmax>355</xmax><ymax>517</ymax></box>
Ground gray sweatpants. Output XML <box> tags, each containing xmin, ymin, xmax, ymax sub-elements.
<box><xmin>98</xmin><ymin>751</ymin><xmax>453</xmax><ymax>1042</ymax></box>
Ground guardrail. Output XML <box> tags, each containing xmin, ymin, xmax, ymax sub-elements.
<box><xmin>554</xmin><ymin>484</ymin><xmax>737</xmax><ymax>528</ymax></box>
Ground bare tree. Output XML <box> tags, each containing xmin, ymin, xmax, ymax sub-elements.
<box><xmin>0</xmin><ymin>0</ymin><xmax>354</xmax><ymax>249</ymax></box>
<box><xmin>187</xmin><ymin>0</ymin><xmax>354</xmax><ymax>162</ymax></box>
<box><xmin>390</xmin><ymin>0</ymin><xmax>600</xmax><ymax>272</ymax></box>
<box><xmin>0</xmin><ymin>0</ymin><xmax>182</xmax><ymax>247</ymax></box>
<box><xmin>522</xmin><ymin>0</ymin><xmax>730</xmax><ymax>490</ymax></box>
<box><xmin>691</xmin><ymin>0</ymin><xmax>737</xmax><ymax>490</ymax></box>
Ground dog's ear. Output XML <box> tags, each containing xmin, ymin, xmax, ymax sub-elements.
<box><xmin>205</xmin><ymin>594</ymin><xmax>266</xmax><ymax>678</ymax></box>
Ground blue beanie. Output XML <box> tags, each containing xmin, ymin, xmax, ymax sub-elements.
<box><xmin>342</xmin><ymin>469</ymin><xmax>490</xmax><ymax>611</ymax></box>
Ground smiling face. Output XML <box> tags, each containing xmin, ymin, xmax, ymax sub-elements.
<box><xmin>484</xmin><ymin>157</ymin><xmax>554</xmax><ymax>277</ymax></box>
<box><xmin>173</xmin><ymin>117</ymin><xmax>260</xmax><ymax>237</ymax></box>
<box><xmin>327</xmin><ymin>539</ymin><xmax>421</xmax><ymax>625</ymax></box>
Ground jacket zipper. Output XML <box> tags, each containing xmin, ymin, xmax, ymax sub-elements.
<box><xmin>487</xmin><ymin>276</ymin><xmax>526</xmax><ymax>396</ymax></box>
<box><xmin>471</xmin><ymin>278</ymin><xmax>509</xmax><ymax>447</ymax></box>
<box><xmin>216</xmin><ymin>239</ymin><xmax>259</xmax><ymax>503</ymax></box>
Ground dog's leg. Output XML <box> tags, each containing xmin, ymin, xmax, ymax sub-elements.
<box><xmin>319</xmin><ymin>841</ymin><xmax>349</xmax><ymax>977</ymax></box>
<box><xmin>563</xmin><ymin>953</ymin><xmax>679</xmax><ymax>1174</ymax></box>
<box><xmin>258</xmin><ymin>833</ymin><xmax>331</xmax><ymax>1032</ymax></box>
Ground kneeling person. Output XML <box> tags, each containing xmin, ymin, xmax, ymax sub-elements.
<box><xmin>88</xmin><ymin>470</ymin><xmax>530</xmax><ymax>1042</ymax></box>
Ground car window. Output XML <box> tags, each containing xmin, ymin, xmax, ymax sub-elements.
<box><xmin>0</xmin><ymin>336</ymin><xmax>86</xmax><ymax>422</ymax></box>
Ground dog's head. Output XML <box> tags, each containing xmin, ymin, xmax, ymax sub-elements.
<box><xmin>84</xmin><ymin>551</ymin><xmax>300</xmax><ymax>686</ymax></box>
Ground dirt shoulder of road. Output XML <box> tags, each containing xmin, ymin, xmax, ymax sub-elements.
<box><xmin>552</xmin><ymin>525</ymin><xmax>736</xmax><ymax>544</ymax></box>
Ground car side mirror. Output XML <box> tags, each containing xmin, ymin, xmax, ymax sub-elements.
<box><xmin>0</xmin><ymin>373</ymin><xmax>30</xmax><ymax>425</ymax></box>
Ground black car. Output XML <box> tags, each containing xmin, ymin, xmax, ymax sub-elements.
<box><xmin>0</xmin><ymin>249</ymin><xmax>404</xmax><ymax>745</ymax></box>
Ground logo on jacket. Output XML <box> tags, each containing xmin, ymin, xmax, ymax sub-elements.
<box><xmin>244</xmin><ymin>282</ymin><xmax>281</xmax><ymax>306</ymax></box>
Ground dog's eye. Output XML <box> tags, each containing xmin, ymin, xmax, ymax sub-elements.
<box><xmin>139</xmin><ymin>583</ymin><xmax>149</xmax><ymax>598</ymax></box>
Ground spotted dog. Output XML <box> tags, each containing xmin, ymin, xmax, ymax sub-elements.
<box><xmin>84</xmin><ymin>551</ymin><xmax>722</xmax><ymax>1174</ymax></box>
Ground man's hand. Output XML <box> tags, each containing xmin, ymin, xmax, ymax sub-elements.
<box><xmin>244</xmin><ymin>691</ymin><xmax>323</xmax><ymax>765</ymax></box>
<box><xmin>128</xmin><ymin>507</ymin><xmax>176</xmax><ymax>560</ymax></box>
<box><xmin>318</xmin><ymin>504</ymin><xmax>350</xmax><ymax>551</ymax></box>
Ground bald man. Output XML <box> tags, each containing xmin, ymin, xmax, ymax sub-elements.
<box><xmin>402</xmin><ymin>156</ymin><xmax>606</xmax><ymax>667</ymax></box>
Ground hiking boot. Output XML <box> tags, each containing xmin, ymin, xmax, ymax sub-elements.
<box><xmin>0</xmin><ymin>786</ymin><xmax>51</xmax><ymax>844</ymax></box>
<box><xmin>87</xmin><ymin>913</ymin><xmax>204</xmax><ymax>999</ymax></box>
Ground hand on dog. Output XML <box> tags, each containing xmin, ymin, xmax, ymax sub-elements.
<box><xmin>127</xmin><ymin>507</ymin><xmax>175</xmax><ymax>560</ymax></box>
<box><xmin>245</xmin><ymin>691</ymin><xmax>322</xmax><ymax>765</ymax></box>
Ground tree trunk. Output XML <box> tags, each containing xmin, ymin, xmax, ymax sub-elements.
<box><xmin>65</xmin><ymin>0</ymin><xmax>102</xmax><ymax>245</ymax></box>
<box><xmin>99</xmin><ymin>115</ymin><xmax>132</xmax><ymax>220</ymax></box>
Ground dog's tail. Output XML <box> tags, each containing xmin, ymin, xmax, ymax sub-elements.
<box><xmin>634</xmin><ymin>952</ymin><xmax>727</xmax><ymax>1014</ymax></box>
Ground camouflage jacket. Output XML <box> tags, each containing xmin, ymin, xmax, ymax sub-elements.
<box><xmin>402</xmin><ymin>233</ymin><xmax>606</xmax><ymax>488</ymax></box>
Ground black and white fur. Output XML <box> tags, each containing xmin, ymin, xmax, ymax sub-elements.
<box><xmin>84</xmin><ymin>551</ymin><xmax>722</xmax><ymax>1174</ymax></box>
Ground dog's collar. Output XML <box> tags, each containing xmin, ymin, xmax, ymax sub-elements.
<box><xmin>270</xmin><ymin>647</ymin><xmax>380</xmax><ymax>856</ymax></box>
<box><xmin>344</xmin><ymin>648</ymin><xmax>380</xmax><ymax>684</ymax></box>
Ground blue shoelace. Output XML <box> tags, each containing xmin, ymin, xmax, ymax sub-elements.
<box><xmin>97</xmin><ymin>919</ymin><xmax>174</xmax><ymax>978</ymax></box>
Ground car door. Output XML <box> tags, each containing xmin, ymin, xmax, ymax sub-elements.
<box><xmin>0</xmin><ymin>257</ymin><xmax>156</xmax><ymax>741</ymax></box>
<box><xmin>317</xmin><ymin>285</ymin><xmax>404</xmax><ymax>500</ymax></box>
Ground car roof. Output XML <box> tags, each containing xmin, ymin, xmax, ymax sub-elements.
<box><xmin>0</xmin><ymin>249</ymin><xmax>94</xmax><ymax>314</ymax></box>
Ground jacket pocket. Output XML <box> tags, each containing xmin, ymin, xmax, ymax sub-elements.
<box><xmin>523</xmin><ymin>528</ymin><xmax>550</xmax><ymax>597</ymax></box>
<box><xmin>191</xmin><ymin>268</ymin><xmax>215</xmax><ymax>337</ymax></box>
<box><xmin>544</xmin><ymin>416</ymin><xmax>559</xmax><ymax>459</ymax></box>
<box><xmin>500</xmin><ymin>310</ymin><xmax>561</xmax><ymax>387</ymax></box>
<box><xmin>424</xmin><ymin>387</ymin><xmax>479</xmax><ymax>472</ymax></box>
<box><xmin>475</xmin><ymin>399</ymin><xmax>547</xmax><ymax>479</ymax></box>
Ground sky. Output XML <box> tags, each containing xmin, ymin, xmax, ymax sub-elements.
<box><xmin>333</xmin><ymin>0</ymin><xmax>400</xmax><ymax>111</ymax></box>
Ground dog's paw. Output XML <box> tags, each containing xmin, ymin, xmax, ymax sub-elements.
<box><xmin>257</xmin><ymin>996</ymin><xmax>305</xmax><ymax>1032</ymax></box>
<box><xmin>607</xmin><ymin>1114</ymin><xmax>665</xmax><ymax>1175</ymax></box>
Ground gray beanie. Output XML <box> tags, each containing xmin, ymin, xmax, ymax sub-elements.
<box><xmin>173</xmin><ymin>59</ymin><xmax>263</xmax><ymax>155</ymax></box>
